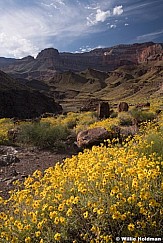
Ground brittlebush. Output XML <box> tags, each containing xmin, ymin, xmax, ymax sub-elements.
<box><xmin>0</xmin><ymin>118</ymin><xmax>14</xmax><ymax>144</ymax></box>
<box><xmin>0</xmin><ymin>113</ymin><xmax>162</xmax><ymax>242</ymax></box>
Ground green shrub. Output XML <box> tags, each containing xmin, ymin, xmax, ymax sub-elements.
<box><xmin>130</xmin><ymin>108</ymin><xmax>156</xmax><ymax>123</ymax></box>
<box><xmin>17</xmin><ymin>122</ymin><xmax>70</xmax><ymax>149</ymax></box>
<box><xmin>110</xmin><ymin>111</ymin><xmax>118</xmax><ymax>118</ymax></box>
<box><xmin>118</xmin><ymin>112</ymin><xmax>133</xmax><ymax>126</ymax></box>
<box><xmin>137</xmin><ymin>127</ymin><xmax>163</xmax><ymax>160</ymax></box>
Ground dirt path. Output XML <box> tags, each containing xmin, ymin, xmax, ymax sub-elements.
<box><xmin>0</xmin><ymin>146</ymin><xmax>76</xmax><ymax>199</ymax></box>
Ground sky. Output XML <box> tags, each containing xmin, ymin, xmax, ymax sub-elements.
<box><xmin>0</xmin><ymin>0</ymin><xmax>163</xmax><ymax>58</ymax></box>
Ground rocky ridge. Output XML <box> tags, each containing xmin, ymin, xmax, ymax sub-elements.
<box><xmin>0</xmin><ymin>42</ymin><xmax>162</xmax><ymax>114</ymax></box>
<box><xmin>0</xmin><ymin>70</ymin><xmax>62</xmax><ymax>118</ymax></box>
<box><xmin>0</xmin><ymin>42</ymin><xmax>162</xmax><ymax>82</ymax></box>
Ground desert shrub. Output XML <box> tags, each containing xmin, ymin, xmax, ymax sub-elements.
<box><xmin>41</xmin><ymin>112</ymin><xmax>98</xmax><ymax>133</ymax></box>
<box><xmin>130</xmin><ymin>108</ymin><xmax>156</xmax><ymax>123</ymax></box>
<box><xmin>137</xmin><ymin>121</ymin><xmax>163</xmax><ymax>159</ymax></box>
<box><xmin>17</xmin><ymin>122</ymin><xmax>70</xmax><ymax>149</ymax></box>
<box><xmin>118</xmin><ymin>112</ymin><xmax>133</xmax><ymax>126</ymax></box>
<box><xmin>56</xmin><ymin>112</ymin><xmax>79</xmax><ymax>129</ymax></box>
<box><xmin>150</xmin><ymin>98</ymin><xmax>163</xmax><ymax>113</ymax></box>
<box><xmin>74</xmin><ymin>111</ymin><xmax>98</xmax><ymax>133</ymax></box>
<box><xmin>0</xmin><ymin>118</ymin><xmax>14</xmax><ymax>145</ymax></box>
<box><xmin>110</xmin><ymin>111</ymin><xmax>118</xmax><ymax>118</ymax></box>
<box><xmin>0</xmin><ymin>133</ymin><xmax>162</xmax><ymax>242</ymax></box>
<box><xmin>145</xmin><ymin>132</ymin><xmax>163</xmax><ymax>159</ymax></box>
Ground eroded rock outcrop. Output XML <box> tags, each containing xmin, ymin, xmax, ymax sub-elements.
<box><xmin>97</xmin><ymin>102</ymin><xmax>110</xmax><ymax>118</ymax></box>
<box><xmin>138</xmin><ymin>44</ymin><xmax>163</xmax><ymax>63</ymax></box>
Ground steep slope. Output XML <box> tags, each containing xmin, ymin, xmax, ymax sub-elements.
<box><xmin>91</xmin><ymin>62</ymin><xmax>163</xmax><ymax>102</ymax></box>
<box><xmin>0</xmin><ymin>42</ymin><xmax>162</xmax><ymax>112</ymax></box>
<box><xmin>48</xmin><ymin>62</ymin><xmax>162</xmax><ymax>111</ymax></box>
<box><xmin>0</xmin><ymin>71</ymin><xmax>62</xmax><ymax>118</ymax></box>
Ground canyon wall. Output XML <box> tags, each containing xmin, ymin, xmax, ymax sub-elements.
<box><xmin>0</xmin><ymin>42</ymin><xmax>162</xmax><ymax>81</ymax></box>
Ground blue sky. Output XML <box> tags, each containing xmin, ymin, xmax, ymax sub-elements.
<box><xmin>0</xmin><ymin>0</ymin><xmax>163</xmax><ymax>58</ymax></box>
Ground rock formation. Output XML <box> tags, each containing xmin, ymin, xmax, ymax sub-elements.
<box><xmin>138</xmin><ymin>44</ymin><xmax>163</xmax><ymax>63</ymax></box>
<box><xmin>118</xmin><ymin>102</ymin><xmax>129</xmax><ymax>112</ymax></box>
<box><xmin>0</xmin><ymin>42</ymin><xmax>162</xmax><ymax>82</ymax></box>
<box><xmin>97</xmin><ymin>102</ymin><xmax>110</xmax><ymax>118</ymax></box>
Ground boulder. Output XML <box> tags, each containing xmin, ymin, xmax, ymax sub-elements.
<box><xmin>77</xmin><ymin>127</ymin><xmax>110</xmax><ymax>148</ymax></box>
<box><xmin>118</xmin><ymin>102</ymin><xmax>129</xmax><ymax>112</ymax></box>
<box><xmin>0</xmin><ymin>146</ymin><xmax>20</xmax><ymax>166</ymax></box>
<box><xmin>0</xmin><ymin>154</ymin><xmax>20</xmax><ymax>166</ymax></box>
<box><xmin>112</xmin><ymin>124</ymin><xmax>139</xmax><ymax>139</ymax></box>
<box><xmin>98</xmin><ymin>102</ymin><xmax>110</xmax><ymax>118</ymax></box>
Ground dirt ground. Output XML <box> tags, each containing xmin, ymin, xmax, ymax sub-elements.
<box><xmin>0</xmin><ymin>145</ymin><xmax>77</xmax><ymax>199</ymax></box>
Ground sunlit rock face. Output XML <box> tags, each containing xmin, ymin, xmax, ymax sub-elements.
<box><xmin>138</xmin><ymin>44</ymin><xmax>163</xmax><ymax>63</ymax></box>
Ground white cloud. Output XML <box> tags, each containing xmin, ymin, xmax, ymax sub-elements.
<box><xmin>87</xmin><ymin>8</ymin><xmax>111</xmax><ymax>26</ymax></box>
<box><xmin>137</xmin><ymin>30</ymin><xmax>163</xmax><ymax>41</ymax></box>
<box><xmin>41</xmin><ymin>0</ymin><xmax>65</xmax><ymax>9</ymax></box>
<box><xmin>87</xmin><ymin>5</ymin><xmax>123</xmax><ymax>26</ymax></box>
<box><xmin>125</xmin><ymin>23</ymin><xmax>129</xmax><ymax>26</ymax></box>
<box><xmin>110</xmin><ymin>24</ymin><xmax>117</xmax><ymax>29</ymax></box>
<box><xmin>0</xmin><ymin>1</ymin><xmax>124</xmax><ymax>58</ymax></box>
<box><xmin>96</xmin><ymin>9</ymin><xmax>111</xmax><ymax>22</ymax></box>
<box><xmin>113</xmin><ymin>5</ymin><xmax>123</xmax><ymax>16</ymax></box>
<box><xmin>75</xmin><ymin>44</ymin><xmax>105</xmax><ymax>53</ymax></box>
<box><xmin>0</xmin><ymin>33</ymin><xmax>38</xmax><ymax>58</ymax></box>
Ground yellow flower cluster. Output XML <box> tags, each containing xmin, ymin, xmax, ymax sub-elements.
<box><xmin>0</xmin><ymin>118</ymin><xmax>14</xmax><ymax>144</ymax></box>
<box><xmin>89</xmin><ymin>117</ymin><xmax>120</xmax><ymax>132</ymax></box>
<box><xmin>41</xmin><ymin>111</ymin><xmax>98</xmax><ymax>132</ymax></box>
<box><xmin>0</xmin><ymin>125</ymin><xmax>162</xmax><ymax>242</ymax></box>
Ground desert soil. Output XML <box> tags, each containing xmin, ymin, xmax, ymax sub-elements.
<box><xmin>0</xmin><ymin>145</ymin><xmax>77</xmax><ymax>199</ymax></box>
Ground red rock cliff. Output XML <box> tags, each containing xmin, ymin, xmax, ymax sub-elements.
<box><xmin>138</xmin><ymin>44</ymin><xmax>163</xmax><ymax>63</ymax></box>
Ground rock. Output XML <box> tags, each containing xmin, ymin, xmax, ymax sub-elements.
<box><xmin>0</xmin><ymin>146</ymin><xmax>20</xmax><ymax>166</ymax></box>
<box><xmin>118</xmin><ymin>102</ymin><xmax>129</xmax><ymax>112</ymax></box>
<box><xmin>98</xmin><ymin>102</ymin><xmax>110</xmax><ymax>118</ymax></box>
<box><xmin>138</xmin><ymin>44</ymin><xmax>163</xmax><ymax>63</ymax></box>
<box><xmin>36</xmin><ymin>48</ymin><xmax>60</xmax><ymax>60</ymax></box>
<box><xmin>77</xmin><ymin>127</ymin><xmax>110</xmax><ymax>148</ymax></box>
<box><xmin>0</xmin><ymin>146</ymin><xmax>18</xmax><ymax>155</ymax></box>
<box><xmin>0</xmin><ymin>154</ymin><xmax>20</xmax><ymax>166</ymax></box>
<box><xmin>112</xmin><ymin>124</ymin><xmax>139</xmax><ymax>139</ymax></box>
